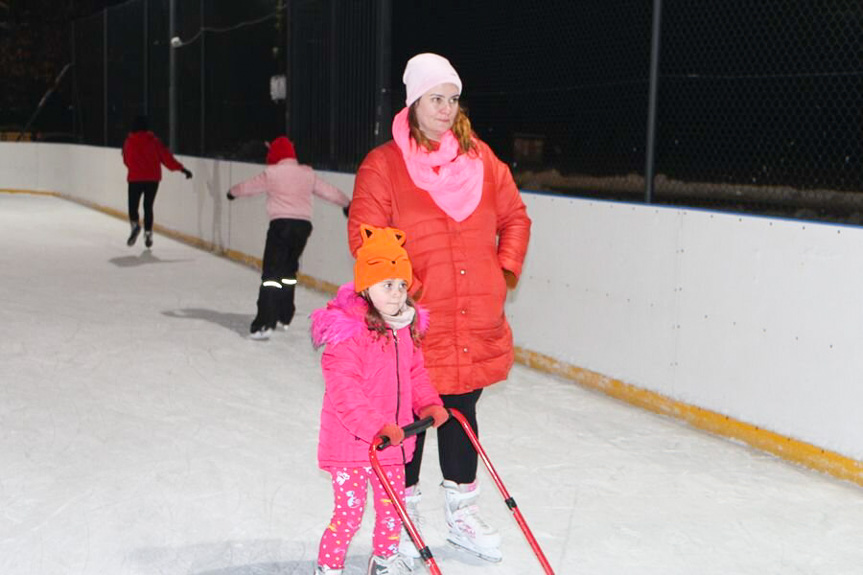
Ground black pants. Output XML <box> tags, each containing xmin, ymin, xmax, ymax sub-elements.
<box><xmin>251</xmin><ymin>218</ymin><xmax>313</xmax><ymax>332</ymax></box>
<box><xmin>406</xmin><ymin>388</ymin><xmax>483</xmax><ymax>487</ymax></box>
<box><xmin>127</xmin><ymin>181</ymin><xmax>159</xmax><ymax>231</ymax></box>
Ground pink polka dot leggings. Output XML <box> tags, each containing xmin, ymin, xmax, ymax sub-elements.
<box><xmin>317</xmin><ymin>464</ymin><xmax>406</xmax><ymax>570</ymax></box>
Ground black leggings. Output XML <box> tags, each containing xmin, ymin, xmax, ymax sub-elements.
<box><xmin>406</xmin><ymin>388</ymin><xmax>483</xmax><ymax>486</ymax></box>
<box><xmin>127</xmin><ymin>181</ymin><xmax>159</xmax><ymax>231</ymax></box>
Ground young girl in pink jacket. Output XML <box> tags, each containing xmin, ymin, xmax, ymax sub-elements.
<box><xmin>310</xmin><ymin>225</ymin><xmax>448</xmax><ymax>575</ymax></box>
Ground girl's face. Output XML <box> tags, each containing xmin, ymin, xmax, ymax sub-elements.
<box><xmin>414</xmin><ymin>83</ymin><xmax>460</xmax><ymax>141</ymax></box>
<box><xmin>367</xmin><ymin>278</ymin><xmax>409</xmax><ymax>316</ymax></box>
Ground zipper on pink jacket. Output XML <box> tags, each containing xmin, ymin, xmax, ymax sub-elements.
<box><xmin>391</xmin><ymin>328</ymin><xmax>408</xmax><ymax>465</ymax></box>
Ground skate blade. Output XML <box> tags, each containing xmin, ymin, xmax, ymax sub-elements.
<box><xmin>446</xmin><ymin>535</ymin><xmax>503</xmax><ymax>563</ymax></box>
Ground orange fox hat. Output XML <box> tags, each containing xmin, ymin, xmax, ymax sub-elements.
<box><xmin>354</xmin><ymin>224</ymin><xmax>413</xmax><ymax>293</ymax></box>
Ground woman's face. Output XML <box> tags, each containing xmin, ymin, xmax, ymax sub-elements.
<box><xmin>367</xmin><ymin>278</ymin><xmax>409</xmax><ymax>316</ymax></box>
<box><xmin>414</xmin><ymin>83</ymin><xmax>461</xmax><ymax>141</ymax></box>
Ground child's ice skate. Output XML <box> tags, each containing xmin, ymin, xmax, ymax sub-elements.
<box><xmin>443</xmin><ymin>479</ymin><xmax>502</xmax><ymax>562</ymax></box>
<box><xmin>144</xmin><ymin>231</ymin><xmax>153</xmax><ymax>248</ymax></box>
<box><xmin>249</xmin><ymin>327</ymin><xmax>272</xmax><ymax>340</ymax></box>
<box><xmin>314</xmin><ymin>565</ymin><xmax>342</xmax><ymax>575</ymax></box>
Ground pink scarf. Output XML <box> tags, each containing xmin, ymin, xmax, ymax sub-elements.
<box><xmin>391</xmin><ymin>107</ymin><xmax>484</xmax><ymax>222</ymax></box>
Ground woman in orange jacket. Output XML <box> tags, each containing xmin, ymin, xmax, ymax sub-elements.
<box><xmin>348</xmin><ymin>53</ymin><xmax>531</xmax><ymax>565</ymax></box>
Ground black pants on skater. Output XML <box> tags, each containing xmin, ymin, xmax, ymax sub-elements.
<box><xmin>250</xmin><ymin>218</ymin><xmax>313</xmax><ymax>333</ymax></box>
<box><xmin>127</xmin><ymin>181</ymin><xmax>159</xmax><ymax>231</ymax></box>
<box><xmin>406</xmin><ymin>388</ymin><xmax>483</xmax><ymax>487</ymax></box>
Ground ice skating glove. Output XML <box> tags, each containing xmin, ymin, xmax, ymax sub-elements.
<box><xmin>342</xmin><ymin>202</ymin><xmax>350</xmax><ymax>218</ymax></box>
<box><xmin>182</xmin><ymin>168</ymin><xmax>193</xmax><ymax>179</ymax></box>
<box><xmin>226</xmin><ymin>191</ymin><xmax>236</xmax><ymax>201</ymax></box>
<box><xmin>419</xmin><ymin>405</ymin><xmax>449</xmax><ymax>428</ymax></box>
<box><xmin>378</xmin><ymin>423</ymin><xmax>404</xmax><ymax>447</ymax></box>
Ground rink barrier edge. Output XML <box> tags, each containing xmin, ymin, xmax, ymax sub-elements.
<box><xmin>8</xmin><ymin>189</ymin><xmax>860</xmax><ymax>488</ymax></box>
<box><xmin>514</xmin><ymin>347</ymin><xmax>863</xmax><ymax>488</ymax></box>
<box><xmin>0</xmin><ymin>188</ymin><xmax>61</xmax><ymax>196</ymax></box>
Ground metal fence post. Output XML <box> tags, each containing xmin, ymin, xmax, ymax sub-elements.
<box><xmin>329</xmin><ymin>0</ymin><xmax>337</xmax><ymax>167</ymax></box>
<box><xmin>103</xmin><ymin>8</ymin><xmax>108</xmax><ymax>145</ymax></box>
<box><xmin>169</xmin><ymin>0</ymin><xmax>177</xmax><ymax>150</ymax></box>
<box><xmin>200</xmin><ymin>0</ymin><xmax>205</xmax><ymax>155</ymax></box>
<box><xmin>143</xmin><ymin>0</ymin><xmax>148</xmax><ymax>116</ymax></box>
<box><xmin>644</xmin><ymin>0</ymin><xmax>663</xmax><ymax>204</ymax></box>
<box><xmin>374</xmin><ymin>0</ymin><xmax>391</xmax><ymax>146</ymax></box>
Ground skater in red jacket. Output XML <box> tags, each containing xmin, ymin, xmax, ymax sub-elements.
<box><xmin>121</xmin><ymin>115</ymin><xmax>192</xmax><ymax>248</ymax></box>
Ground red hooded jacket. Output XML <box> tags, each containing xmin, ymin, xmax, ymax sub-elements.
<box><xmin>122</xmin><ymin>131</ymin><xmax>185</xmax><ymax>182</ymax></box>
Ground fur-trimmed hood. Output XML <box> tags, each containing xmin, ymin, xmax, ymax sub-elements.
<box><xmin>310</xmin><ymin>282</ymin><xmax>430</xmax><ymax>347</ymax></box>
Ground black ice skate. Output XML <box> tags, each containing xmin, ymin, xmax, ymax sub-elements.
<box><xmin>127</xmin><ymin>223</ymin><xmax>141</xmax><ymax>246</ymax></box>
<box><xmin>144</xmin><ymin>231</ymin><xmax>153</xmax><ymax>248</ymax></box>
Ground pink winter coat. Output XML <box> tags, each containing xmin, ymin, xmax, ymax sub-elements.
<box><xmin>229</xmin><ymin>158</ymin><xmax>349</xmax><ymax>222</ymax></box>
<box><xmin>311</xmin><ymin>283</ymin><xmax>444</xmax><ymax>468</ymax></box>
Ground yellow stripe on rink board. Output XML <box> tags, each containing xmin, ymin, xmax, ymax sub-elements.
<box><xmin>11</xmin><ymin>187</ymin><xmax>862</xmax><ymax>486</ymax></box>
<box><xmin>515</xmin><ymin>347</ymin><xmax>863</xmax><ymax>488</ymax></box>
<box><xmin>0</xmin><ymin>188</ymin><xmax>61</xmax><ymax>196</ymax></box>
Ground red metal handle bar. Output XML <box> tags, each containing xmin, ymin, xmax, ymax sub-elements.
<box><xmin>447</xmin><ymin>408</ymin><xmax>555</xmax><ymax>575</ymax></box>
<box><xmin>369</xmin><ymin>437</ymin><xmax>443</xmax><ymax>575</ymax></box>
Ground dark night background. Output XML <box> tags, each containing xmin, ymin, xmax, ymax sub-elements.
<box><xmin>3</xmin><ymin>1</ymin><xmax>862</xmax><ymax>221</ymax></box>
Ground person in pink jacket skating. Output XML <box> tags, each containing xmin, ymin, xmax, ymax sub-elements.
<box><xmin>227</xmin><ymin>136</ymin><xmax>350</xmax><ymax>340</ymax></box>
<box><xmin>310</xmin><ymin>225</ymin><xmax>449</xmax><ymax>575</ymax></box>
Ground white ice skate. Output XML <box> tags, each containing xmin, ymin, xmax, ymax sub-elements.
<box><xmin>249</xmin><ymin>327</ymin><xmax>272</xmax><ymax>341</ymax></box>
<box><xmin>314</xmin><ymin>565</ymin><xmax>342</xmax><ymax>575</ymax></box>
<box><xmin>443</xmin><ymin>479</ymin><xmax>502</xmax><ymax>563</ymax></box>
<box><xmin>367</xmin><ymin>553</ymin><xmax>412</xmax><ymax>575</ymax></box>
<box><xmin>397</xmin><ymin>484</ymin><xmax>423</xmax><ymax>568</ymax></box>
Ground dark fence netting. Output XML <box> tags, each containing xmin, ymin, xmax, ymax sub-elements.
<box><xmin>21</xmin><ymin>0</ymin><xmax>862</xmax><ymax>223</ymax></box>
<box><xmin>288</xmin><ymin>0</ymin><xmax>382</xmax><ymax>170</ymax></box>
<box><xmin>652</xmin><ymin>1</ymin><xmax>863</xmax><ymax>221</ymax></box>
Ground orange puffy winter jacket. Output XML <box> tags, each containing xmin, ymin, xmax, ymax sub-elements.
<box><xmin>349</xmin><ymin>138</ymin><xmax>531</xmax><ymax>395</ymax></box>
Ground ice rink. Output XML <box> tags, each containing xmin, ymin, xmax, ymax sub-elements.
<box><xmin>3</xmin><ymin>192</ymin><xmax>863</xmax><ymax>575</ymax></box>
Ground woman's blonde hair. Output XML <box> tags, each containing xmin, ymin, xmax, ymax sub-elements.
<box><xmin>408</xmin><ymin>104</ymin><xmax>477</xmax><ymax>157</ymax></box>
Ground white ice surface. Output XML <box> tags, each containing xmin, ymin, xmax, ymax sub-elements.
<box><xmin>2</xmin><ymin>193</ymin><xmax>863</xmax><ymax>575</ymax></box>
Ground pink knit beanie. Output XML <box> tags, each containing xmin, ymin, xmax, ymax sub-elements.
<box><xmin>402</xmin><ymin>53</ymin><xmax>463</xmax><ymax>106</ymax></box>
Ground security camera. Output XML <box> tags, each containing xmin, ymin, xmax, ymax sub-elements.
<box><xmin>170</xmin><ymin>36</ymin><xmax>182</xmax><ymax>48</ymax></box>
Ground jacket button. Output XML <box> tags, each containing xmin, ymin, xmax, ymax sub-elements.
<box><xmin>461</xmin><ymin>309</ymin><xmax>467</xmax><ymax>315</ymax></box>
<box><xmin>459</xmin><ymin>269</ymin><xmax>466</xmax><ymax>275</ymax></box>
<box><xmin>463</xmin><ymin>347</ymin><xmax>469</xmax><ymax>353</ymax></box>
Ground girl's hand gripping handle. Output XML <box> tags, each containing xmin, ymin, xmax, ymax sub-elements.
<box><xmin>376</xmin><ymin>416</ymin><xmax>435</xmax><ymax>450</ymax></box>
